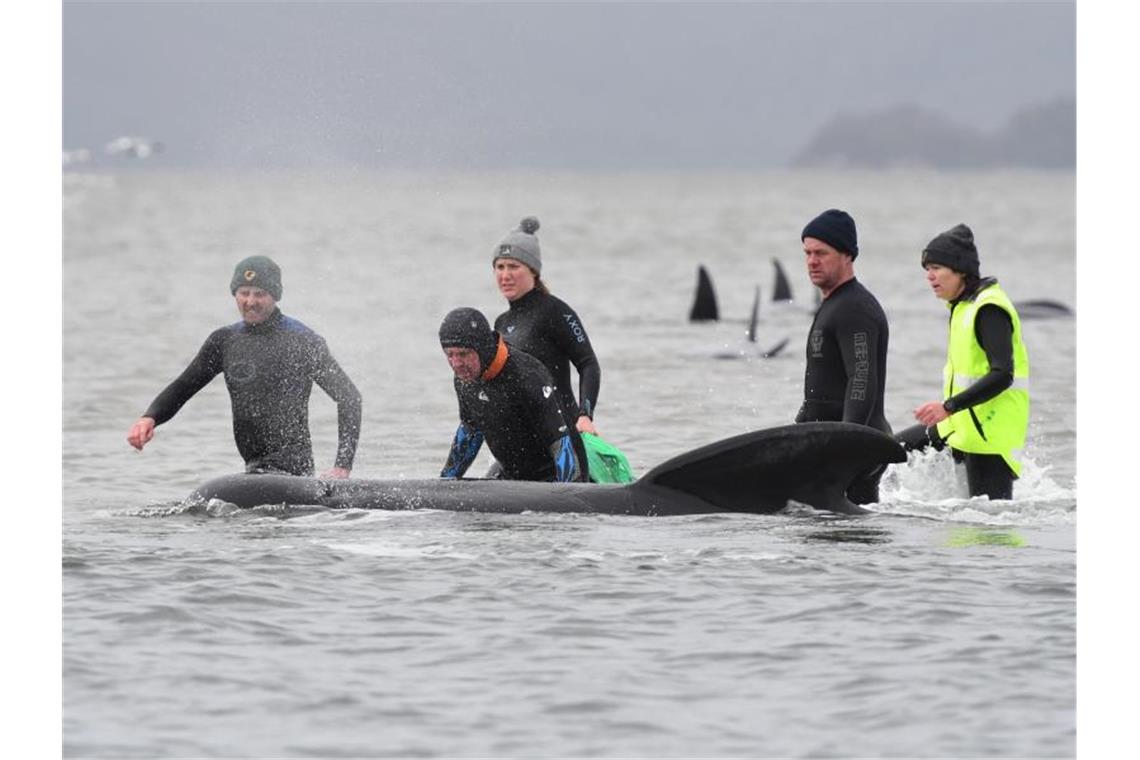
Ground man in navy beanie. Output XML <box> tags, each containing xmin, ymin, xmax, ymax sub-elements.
<box><xmin>796</xmin><ymin>209</ymin><xmax>892</xmax><ymax>505</ymax></box>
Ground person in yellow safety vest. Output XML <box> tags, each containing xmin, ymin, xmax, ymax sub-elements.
<box><xmin>896</xmin><ymin>223</ymin><xmax>1030</xmax><ymax>500</ymax></box>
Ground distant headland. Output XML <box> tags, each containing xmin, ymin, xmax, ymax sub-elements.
<box><xmin>791</xmin><ymin>96</ymin><xmax>1075</xmax><ymax>169</ymax></box>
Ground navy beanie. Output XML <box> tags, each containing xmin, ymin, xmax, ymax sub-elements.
<box><xmin>230</xmin><ymin>255</ymin><xmax>283</xmax><ymax>300</ymax></box>
<box><xmin>801</xmin><ymin>209</ymin><xmax>859</xmax><ymax>259</ymax></box>
<box><xmin>921</xmin><ymin>223</ymin><xmax>980</xmax><ymax>278</ymax></box>
<box><xmin>439</xmin><ymin>307</ymin><xmax>499</xmax><ymax>369</ymax></box>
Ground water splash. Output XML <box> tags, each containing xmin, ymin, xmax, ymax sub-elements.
<box><xmin>876</xmin><ymin>448</ymin><xmax>1075</xmax><ymax>526</ymax></box>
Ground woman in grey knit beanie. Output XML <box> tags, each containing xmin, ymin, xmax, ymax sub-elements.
<box><xmin>490</xmin><ymin>216</ymin><xmax>602</xmax><ymax>439</ymax></box>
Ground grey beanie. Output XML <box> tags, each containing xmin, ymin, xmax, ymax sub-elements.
<box><xmin>921</xmin><ymin>223</ymin><xmax>980</xmax><ymax>278</ymax></box>
<box><xmin>230</xmin><ymin>255</ymin><xmax>282</xmax><ymax>300</ymax></box>
<box><xmin>493</xmin><ymin>216</ymin><xmax>542</xmax><ymax>274</ymax></box>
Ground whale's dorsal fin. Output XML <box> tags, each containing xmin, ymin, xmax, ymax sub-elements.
<box><xmin>638</xmin><ymin>422</ymin><xmax>905</xmax><ymax>514</ymax></box>
<box><xmin>772</xmin><ymin>258</ymin><xmax>794</xmax><ymax>302</ymax></box>
<box><xmin>746</xmin><ymin>285</ymin><xmax>760</xmax><ymax>342</ymax></box>
<box><xmin>689</xmin><ymin>265</ymin><xmax>719</xmax><ymax>322</ymax></box>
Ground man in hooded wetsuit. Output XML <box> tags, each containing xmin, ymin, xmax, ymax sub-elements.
<box><xmin>795</xmin><ymin>209</ymin><xmax>891</xmax><ymax>504</ymax></box>
<box><xmin>438</xmin><ymin>307</ymin><xmax>586</xmax><ymax>482</ymax></box>
<box><xmin>126</xmin><ymin>256</ymin><xmax>362</xmax><ymax>477</ymax></box>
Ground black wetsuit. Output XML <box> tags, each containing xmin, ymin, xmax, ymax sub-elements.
<box><xmin>494</xmin><ymin>288</ymin><xmax>601</xmax><ymax>422</ymax></box>
<box><xmin>896</xmin><ymin>277</ymin><xmax>1016</xmax><ymax>499</ymax></box>
<box><xmin>795</xmin><ymin>277</ymin><xmax>890</xmax><ymax>504</ymax></box>
<box><xmin>143</xmin><ymin>309</ymin><xmax>362</xmax><ymax>476</ymax></box>
<box><xmin>442</xmin><ymin>344</ymin><xmax>584</xmax><ymax>482</ymax></box>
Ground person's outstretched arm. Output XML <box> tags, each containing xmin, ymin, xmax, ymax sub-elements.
<box><xmin>127</xmin><ymin>331</ymin><xmax>225</xmax><ymax>451</ymax></box>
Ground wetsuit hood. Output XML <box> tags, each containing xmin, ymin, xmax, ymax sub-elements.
<box><xmin>439</xmin><ymin>307</ymin><xmax>500</xmax><ymax>368</ymax></box>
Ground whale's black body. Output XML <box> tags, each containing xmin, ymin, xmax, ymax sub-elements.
<box><xmin>1013</xmin><ymin>299</ymin><xmax>1074</xmax><ymax>319</ymax></box>
<box><xmin>189</xmin><ymin>422</ymin><xmax>906</xmax><ymax>516</ymax></box>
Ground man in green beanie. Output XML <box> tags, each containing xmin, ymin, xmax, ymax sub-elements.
<box><xmin>126</xmin><ymin>256</ymin><xmax>362</xmax><ymax>478</ymax></box>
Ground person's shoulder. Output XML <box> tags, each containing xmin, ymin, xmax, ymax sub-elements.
<box><xmin>278</xmin><ymin>314</ymin><xmax>316</xmax><ymax>335</ymax></box>
<box><xmin>544</xmin><ymin>292</ymin><xmax>580</xmax><ymax>316</ymax></box>
<box><xmin>506</xmin><ymin>346</ymin><xmax>553</xmax><ymax>380</ymax></box>
<box><xmin>209</xmin><ymin>323</ymin><xmax>242</xmax><ymax>343</ymax></box>
<box><xmin>847</xmin><ymin>279</ymin><xmax>888</xmax><ymax>312</ymax></box>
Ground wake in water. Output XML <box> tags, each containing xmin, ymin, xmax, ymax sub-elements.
<box><xmin>876</xmin><ymin>447</ymin><xmax>1075</xmax><ymax>526</ymax></box>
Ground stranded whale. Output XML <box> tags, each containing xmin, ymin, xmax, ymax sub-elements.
<box><xmin>190</xmin><ymin>422</ymin><xmax>906</xmax><ymax>516</ymax></box>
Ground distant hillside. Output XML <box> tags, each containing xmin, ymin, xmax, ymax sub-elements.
<box><xmin>791</xmin><ymin>96</ymin><xmax>1075</xmax><ymax>169</ymax></box>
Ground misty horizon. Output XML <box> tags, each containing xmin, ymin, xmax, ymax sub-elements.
<box><xmin>64</xmin><ymin>2</ymin><xmax>1075</xmax><ymax>170</ymax></box>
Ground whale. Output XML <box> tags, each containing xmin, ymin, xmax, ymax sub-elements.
<box><xmin>711</xmin><ymin>285</ymin><xmax>790</xmax><ymax>359</ymax></box>
<box><xmin>689</xmin><ymin>261</ymin><xmax>815</xmax><ymax>325</ymax></box>
<box><xmin>189</xmin><ymin>422</ymin><xmax>906</xmax><ymax>517</ymax></box>
<box><xmin>1013</xmin><ymin>299</ymin><xmax>1074</xmax><ymax>319</ymax></box>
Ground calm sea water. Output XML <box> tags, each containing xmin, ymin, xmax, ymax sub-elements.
<box><xmin>63</xmin><ymin>169</ymin><xmax>1075</xmax><ymax>758</ymax></box>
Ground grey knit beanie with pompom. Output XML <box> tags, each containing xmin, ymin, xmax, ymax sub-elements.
<box><xmin>493</xmin><ymin>216</ymin><xmax>542</xmax><ymax>274</ymax></box>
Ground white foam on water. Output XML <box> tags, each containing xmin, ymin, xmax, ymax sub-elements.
<box><xmin>322</xmin><ymin>541</ymin><xmax>478</xmax><ymax>560</ymax></box>
<box><xmin>876</xmin><ymin>448</ymin><xmax>1075</xmax><ymax>526</ymax></box>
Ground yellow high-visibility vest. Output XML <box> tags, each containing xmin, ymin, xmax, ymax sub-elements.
<box><xmin>935</xmin><ymin>282</ymin><xmax>1030</xmax><ymax>475</ymax></box>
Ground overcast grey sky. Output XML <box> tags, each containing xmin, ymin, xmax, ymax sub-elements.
<box><xmin>63</xmin><ymin>1</ymin><xmax>1075</xmax><ymax>169</ymax></box>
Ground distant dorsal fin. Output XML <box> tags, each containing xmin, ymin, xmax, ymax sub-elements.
<box><xmin>689</xmin><ymin>265</ymin><xmax>719</xmax><ymax>322</ymax></box>
<box><xmin>772</xmin><ymin>258</ymin><xmax>794</xmax><ymax>302</ymax></box>
<box><xmin>747</xmin><ymin>285</ymin><xmax>760</xmax><ymax>343</ymax></box>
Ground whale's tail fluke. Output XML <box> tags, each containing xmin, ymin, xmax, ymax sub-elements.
<box><xmin>689</xmin><ymin>265</ymin><xmax>719</xmax><ymax>321</ymax></box>
<box><xmin>761</xmin><ymin>337</ymin><xmax>789</xmax><ymax>358</ymax></box>
<box><xmin>637</xmin><ymin>422</ymin><xmax>906</xmax><ymax>515</ymax></box>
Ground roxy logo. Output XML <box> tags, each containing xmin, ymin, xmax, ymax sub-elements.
<box><xmin>563</xmin><ymin>314</ymin><xmax>585</xmax><ymax>343</ymax></box>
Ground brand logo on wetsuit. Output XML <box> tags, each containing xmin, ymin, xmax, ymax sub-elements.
<box><xmin>810</xmin><ymin>329</ymin><xmax>824</xmax><ymax>357</ymax></box>
<box><xmin>478</xmin><ymin>391</ymin><xmax>489</xmax><ymax>402</ymax></box>
<box><xmin>506</xmin><ymin>325</ymin><xmax>516</xmax><ymax>334</ymax></box>
<box><xmin>543</xmin><ymin>386</ymin><xmax>553</xmax><ymax>398</ymax></box>
<box><xmin>563</xmin><ymin>314</ymin><xmax>585</xmax><ymax>343</ymax></box>
<box><xmin>229</xmin><ymin>360</ymin><xmax>257</xmax><ymax>384</ymax></box>
<box><xmin>850</xmin><ymin>332</ymin><xmax>869</xmax><ymax>401</ymax></box>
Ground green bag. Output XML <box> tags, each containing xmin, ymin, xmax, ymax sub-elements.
<box><xmin>582</xmin><ymin>433</ymin><xmax>635</xmax><ymax>484</ymax></box>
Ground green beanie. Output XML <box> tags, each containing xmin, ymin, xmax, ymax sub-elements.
<box><xmin>230</xmin><ymin>255</ymin><xmax>282</xmax><ymax>300</ymax></box>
